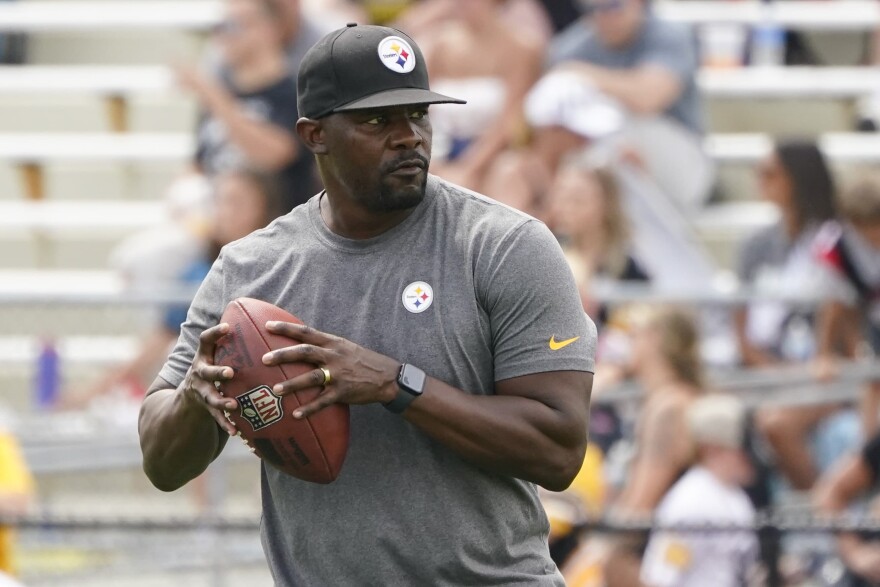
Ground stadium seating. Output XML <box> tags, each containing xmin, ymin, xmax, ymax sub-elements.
<box><xmin>0</xmin><ymin>1</ymin><xmax>877</xmax><ymax>32</ymax></box>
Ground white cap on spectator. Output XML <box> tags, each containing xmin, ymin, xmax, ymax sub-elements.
<box><xmin>524</xmin><ymin>70</ymin><xmax>626</xmax><ymax>139</ymax></box>
<box><xmin>688</xmin><ymin>394</ymin><xmax>747</xmax><ymax>450</ymax></box>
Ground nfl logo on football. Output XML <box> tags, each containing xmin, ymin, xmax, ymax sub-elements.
<box><xmin>238</xmin><ymin>385</ymin><xmax>283</xmax><ymax>431</ymax></box>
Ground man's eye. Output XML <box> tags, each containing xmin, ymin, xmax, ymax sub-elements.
<box><xmin>411</xmin><ymin>110</ymin><xmax>428</xmax><ymax>120</ymax></box>
<box><xmin>365</xmin><ymin>116</ymin><xmax>385</xmax><ymax>125</ymax></box>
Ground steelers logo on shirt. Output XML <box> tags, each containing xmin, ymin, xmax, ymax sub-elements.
<box><xmin>377</xmin><ymin>36</ymin><xmax>417</xmax><ymax>74</ymax></box>
<box><xmin>402</xmin><ymin>281</ymin><xmax>433</xmax><ymax>313</ymax></box>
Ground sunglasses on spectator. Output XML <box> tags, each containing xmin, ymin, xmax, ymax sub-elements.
<box><xmin>582</xmin><ymin>0</ymin><xmax>626</xmax><ymax>15</ymax></box>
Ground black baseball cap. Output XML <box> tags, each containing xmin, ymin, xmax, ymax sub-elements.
<box><xmin>297</xmin><ymin>23</ymin><xmax>465</xmax><ymax>119</ymax></box>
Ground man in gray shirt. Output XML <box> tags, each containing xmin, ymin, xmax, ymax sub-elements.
<box><xmin>549</xmin><ymin>0</ymin><xmax>702</xmax><ymax>134</ymax></box>
<box><xmin>543</xmin><ymin>0</ymin><xmax>711</xmax><ymax>210</ymax></box>
<box><xmin>139</xmin><ymin>24</ymin><xmax>596</xmax><ymax>585</ymax></box>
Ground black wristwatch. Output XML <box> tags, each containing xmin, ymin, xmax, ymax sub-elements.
<box><xmin>384</xmin><ymin>363</ymin><xmax>426</xmax><ymax>414</ymax></box>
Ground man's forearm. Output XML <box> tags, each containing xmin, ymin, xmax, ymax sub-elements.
<box><xmin>404</xmin><ymin>377</ymin><xmax>588</xmax><ymax>491</ymax></box>
<box><xmin>138</xmin><ymin>386</ymin><xmax>227</xmax><ymax>492</ymax></box>
<box><xmin>567</xmin><ymin>62</ymin><xmax>680</xmax><ymax>116</ymax></box>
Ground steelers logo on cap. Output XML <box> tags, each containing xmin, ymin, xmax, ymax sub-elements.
<box><xmin>377</xmin><ymin>36</ymin><xmax>416</xmax><ymax>74</ymax></box>
<box><xmin>402</xmin><ymin>281</ymin><xmax>433</xmax><ymax>313</ymax></box>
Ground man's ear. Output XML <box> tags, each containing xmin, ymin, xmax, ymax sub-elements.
<box><xmin>296</xmin><ymin>117</ymin><xmax>328</xmax><ymax>155</ymax></box>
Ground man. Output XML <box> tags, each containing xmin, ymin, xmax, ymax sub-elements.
<box><xmin>545</xmin><ymin>0</ymin><xmax>711</xmax><ymax>210</ymax></box>
<box><xmin>180</xmin><ymin>0</ymin><xmax>319</xmax><ymax>211</ymax></box>
<box><xmin>641</xmin><ymin>395</ymin><xmax>758</xmax><ymax>587</ymax></box>
<box><xmin>139</xmin><ymin>23</ymin><xmax>596</xmax><ymax>585</ymax></box>
<box><xmin>550</xmin><ymin>0</ymin><xmax>701</xmax><ymax>136</ymax></box>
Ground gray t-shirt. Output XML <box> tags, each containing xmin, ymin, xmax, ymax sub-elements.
<box><xmin>549</xmin><ymin>14</ymin><xmax>703</xmax><ymax>134</ymax></box>
<box><xmin>157</xmin><ymin>175</ymin><xmax>597</xmax><ymax>585</ymax></box>
<box><xmin>737</xmin><ymin>223</ymin><xmax>791</xmax><ymax>284</ymax></box>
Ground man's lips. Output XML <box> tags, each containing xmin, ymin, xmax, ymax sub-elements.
<box><xmin>389</xmin><ymin>159</ymin><xmax>426</xmax><ymax>176</ymax></box>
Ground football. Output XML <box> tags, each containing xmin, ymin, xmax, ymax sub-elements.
<box><xmin>213</xmin><ymin>297</ymin><xmax>349</xmax><ymax>483</ymax></box>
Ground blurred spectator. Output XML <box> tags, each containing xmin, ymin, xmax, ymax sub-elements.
<box><xmin>61</xmin><ymin>168</ymin><xmax>284</xmax><ymax>412</ymax></box>
<box><xmin>548</xmin><ymin>162</ymin><xmax>649</xmax><ymax>325</ymax></box>
<box><xmin>207</xmin><ymin>0</ymin><xmax>331</xmax><ymax>79</ymax></box>
<box><xmin>111</xmin><ymin>174</ymin><xmax>213</xmax><ymax>296</ymax></box>
<box><xmin>425</xmin><ymin>0</ymin><xmax>543</xmax><ymax>190</ymax></box>
<box><xmin>563</xmin><ymin>307</ymin><xmax>704</xmax><ymax>586</ymax></box>
<box><xmin>641</xmin><ymin>395</ymin><xmax>759</xmax><ymax>587</ymax></box>
<box><xmin>740</xmin><ymin>141</ymin><xmax>839</xmax><ymax>492</ymax></box>
<box><xmin>814</xmin><ymin>175</ymin><xmax>880</xmax><ymax>435</ymax></box>
<box><xmin>397</xmin><ymin>0</ymin><xmax>553</xmax><ymax>45</ymax></box>
<box><xmin>815</xmin><ymin>430</ymin><xmax>880</xmax><ymax>586</ymax></box>
<box><xmin>181</xmin><ymin>0</ymin><xmax>319</xmax><ymax>212</ymax></box>
<box><xmin>543</xmin><ymin>0</ymin><xmax>712</xmax><ymax>210</ymax></box>
<box><xmin>482</xmin><ymin>109</ymin><xmax>593</xmax><ymax>218</ymax></box>
<box><xmin>735</xmin><ymin>140</ymin><xmax>838</xmax><ymax>367</ymax></box>
<box><xmin>0</xmin><ymin>421</ymin><xmax>33</xmax><ymax>584</ymax></box>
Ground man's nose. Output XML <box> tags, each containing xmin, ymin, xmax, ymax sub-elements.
<box><xmin>388</xmin><ymin>116</ymin><xmax>423</xmax><ymax>150</ymax></box>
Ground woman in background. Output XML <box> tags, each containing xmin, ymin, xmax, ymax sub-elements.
<box><xmin>561</xmin><ymin>307</ymin><xmax>704</xmax><ymax>587</ymax></box>
<box><xmin>735</xmin><ymin>140</ymin><xmax>839</xmax><ymax>491</ymax></box>
<box><xmin>735</xmin><ymin>139</ymin><xmax>837</xmax><ymax>366</ymax></box>
<box><xmin>549</xmin><ymin>162</ymin><xmax>649</xmax><ymax>325</ymax></box>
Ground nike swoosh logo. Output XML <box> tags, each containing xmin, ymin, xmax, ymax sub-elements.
<box><xmin>549</xmin><ymin>336</ymin><xmax>580</xmax><ymax>351</ymax></box>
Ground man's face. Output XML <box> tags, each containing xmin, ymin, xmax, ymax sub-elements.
<box><xmin>584</xmin><ymin>0</ymin><xmax>644</xmax><ymax>48</ymax></box>
<box><xmin>319</xmin><ymin>105</ymin><xmax>432</xmax><ymax>213</ymax></box>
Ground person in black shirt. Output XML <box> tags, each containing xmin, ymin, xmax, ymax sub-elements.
<box><xmin>816</xmin><ymin>432</ymin><xmax>880</xmax><ymax>586</ymax></box>
<box><xmin>178</xmin><ymin>0</ymin><xmax>319</xmax><ymax>211</ymax></box>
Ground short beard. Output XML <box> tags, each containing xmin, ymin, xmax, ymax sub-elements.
<box><xmin>359</xmin><ymin>152</ymin><xmax>430</xmax><ymax>213</ymax></box>
<box><xmin>368</xmin><ymin>172</ymin><xmax>428</xmax><ymax>213</ymax></box>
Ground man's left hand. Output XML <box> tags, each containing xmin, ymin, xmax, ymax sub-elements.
<box><xmin>262</xmin><ymin>321</ymin><xmax>400</xmax><ymax>418</ymax></box>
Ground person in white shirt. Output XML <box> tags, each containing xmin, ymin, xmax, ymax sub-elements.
<box><xmin>641</xmin><ymin>395</ymin><xmax>759</xmax><ymax>587</ymax></box>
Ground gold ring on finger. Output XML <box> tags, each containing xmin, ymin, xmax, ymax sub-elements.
<box><xmin>320</xmin><ymin>366</ymin><xmax>332</xmax><ymax>386</ymax></box>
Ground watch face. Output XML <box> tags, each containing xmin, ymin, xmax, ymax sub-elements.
<box><xmin>400</xmin><ymin>364</ymin><xmax>426</xmax><ymax>395</ymax></box>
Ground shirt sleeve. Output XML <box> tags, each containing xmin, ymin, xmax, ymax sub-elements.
<box><xmin>638</xmin><ymin>24</ymin><xmax>698</xmax><ymax>86</ymax></box>
<box><xmin>156</xmin><ymin>253</ymin><xmax>228</xmax><ymax>389</ymax></box>
<box><xmin>480</xmin><ymin>219</ymin><xmax>597</xmax><ymax>381</ymax></box>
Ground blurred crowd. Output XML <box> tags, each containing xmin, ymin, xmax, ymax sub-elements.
<box><xmin>4</xmin><ymin>0</ymin><xmax>880</xmax><ymax>585</ymax></box>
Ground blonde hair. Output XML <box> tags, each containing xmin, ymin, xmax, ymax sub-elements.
<box><xmin>638</xmin><ymin>306</ymin><xmax>705</xmax><ymax>389</ymax></box>
<box><xmin>841</xmin><ymin>174</ymin><xmax>880</xmax><ymax>225</ymax></box>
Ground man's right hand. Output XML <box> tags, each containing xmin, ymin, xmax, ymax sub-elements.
<box><xmin>180</xmin><ymin>322</ymin><xmax>238</xmax><ymax>436</ymax></box>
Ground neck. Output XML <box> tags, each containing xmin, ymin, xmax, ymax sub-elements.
<box><xmin>780</xmin><ymin>206</ymin><xmax>802</xmax><ymax>239</ymax></box>
<box><xmin>231</xmin><ymin>51</ymin><xmax>287</xmax><ymax>92</ymax></box>
<box><xmin>319</xmin><ymin>189</ymin><xmax>418</xmax><ymax>240</ymax></box>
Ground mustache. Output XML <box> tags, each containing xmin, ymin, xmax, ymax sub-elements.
<box><xmin>382</xmin><ymin>153</ymin><xmax>429</xmax><ymax>174</ymax></box>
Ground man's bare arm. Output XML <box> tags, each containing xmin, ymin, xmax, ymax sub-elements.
<box><xmin>138</xmin><ymin>324</ymin><xmax>237</xmax><ymax>492</ymax></box>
